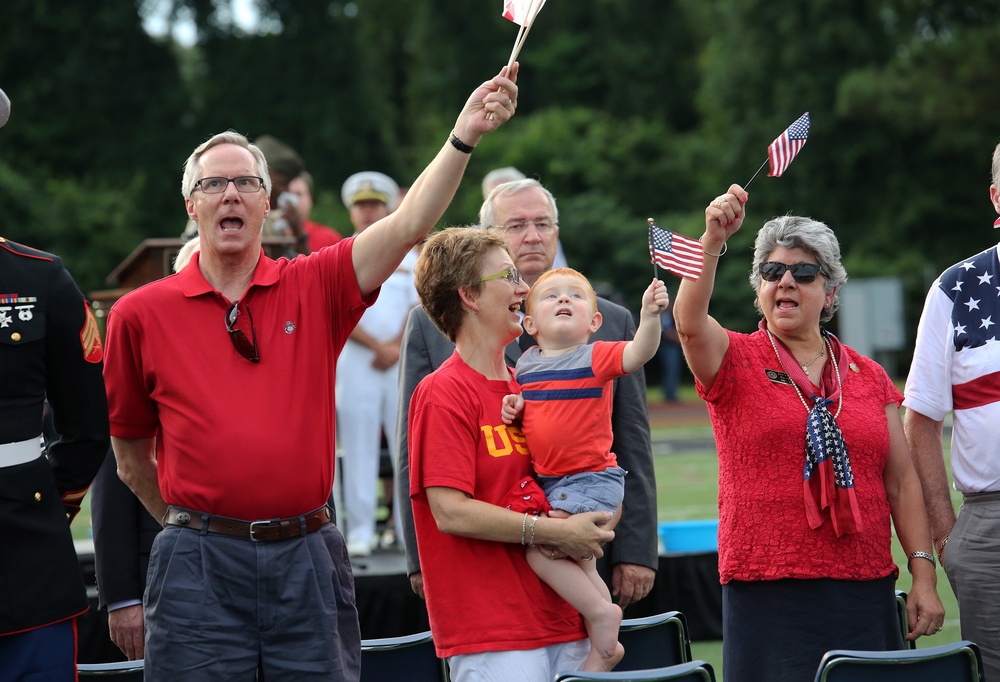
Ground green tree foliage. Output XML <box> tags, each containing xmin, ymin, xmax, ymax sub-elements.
<box><xmin>0</xmin><ymin>0</ymin><xmax>189</xmax><ymax>288</ymax></box>
<box><xmin>1</xmin><ymin>0</ymin><xmax>997</xmax><ymax>366</ymax></box>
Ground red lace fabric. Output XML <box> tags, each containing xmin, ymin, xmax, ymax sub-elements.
<box><xmin>696</xmin><ymin>329</ymin><xmax>902</xmax><ymax>583</ymax></box>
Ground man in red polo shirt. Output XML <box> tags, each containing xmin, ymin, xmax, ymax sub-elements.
<box><xmin>103</xmin><ymin>65</ymin><xmax>519</xmax><ymax>681</ymax></box>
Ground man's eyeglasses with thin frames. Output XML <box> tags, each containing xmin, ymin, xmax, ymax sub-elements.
<box><xmin>495</xmin><ymin>220</ymin><xmax>557</xmax><ymax>235</ymax></box>
<box><xmin>226</xmin><ymin>301</ymin><xmax>259</xmax><ymax>363</ymax></box>
<box><xmin>192</xmin><ymin>176</ymin><xmax>265</xmax><ymax>196</ymax></box>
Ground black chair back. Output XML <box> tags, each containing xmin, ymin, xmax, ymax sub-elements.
<box><xmin>814</xmin><ymin>639</ymin><xmax>985</xmax><ymax>682</ymax></box>
<box><xmin>360</xmin><ymin>630</ymin><xmax>447</xmax><ymax>682</ymax></box>
<box><xmin>615</xmin><ymin>611</ymin><xmax>692</xmax><ymax>671</ymax></box>
<box><xmin>554</xmin><ymin>659</ymin><xmax>716</xmax><ymax>681</ymax></box>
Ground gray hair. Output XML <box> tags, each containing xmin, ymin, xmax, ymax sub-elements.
<box><xmin>992</xmin><ymin>141</ymin><xmax>1000</xmax><ymax>188</ymax></box>
<box><xmin>749</xmin><ymin>215</ymin><xmax>848</xmax><ymax>323</ymax></box>
<box><xmin>479</xmin><ymin>178</ymin><xmax>559</xmax><ymax>228</ymax></box>
<box><xmin>180</xmin><ymin>131</ymin><xmax>271</xmax><ymax>198</ymax></box>
<box><xmin>481</xmin><ymin>166</ymin><xmax>526</xmax><ymax>199</ymax></box>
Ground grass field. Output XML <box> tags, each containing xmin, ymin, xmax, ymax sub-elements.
<box><xmin>652</xmin><ymin>393</ymin><xmax>963</xmax><ymax>680</ymax></box>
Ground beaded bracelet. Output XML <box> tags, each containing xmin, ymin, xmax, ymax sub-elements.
<box><xmin>521</xmin><ymin>512</ymin><xmax>528</xmax><ymax>546</ymax></box>
<box><xmin>528</xmin><ymin>514</ymin><xmax>539</xmax><ymax>548</ymax></box>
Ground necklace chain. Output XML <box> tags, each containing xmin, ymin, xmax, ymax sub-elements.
<box><xmin>766</xmin><ymin>330</ymin><xmax>842</xmax><ymax>419</ymax></box>
<box><xmin>797</xmin><ymin>348</ymin><xmax>824</xmax><ymax>372</ymax></box>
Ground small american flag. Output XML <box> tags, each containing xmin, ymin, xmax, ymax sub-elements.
<box><xmin>649</xmin><ymin>222</ymin><xmax>703</xmax><ymax>280</ymax></box>
<box><xmin>768</xmin><ymin>112</ymin><xmax>810</xmax><ymax>177</ymax></box>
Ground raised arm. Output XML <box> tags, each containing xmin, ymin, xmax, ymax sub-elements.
<box><xmin>673</xmin><ymin>184</ymin><xmax>748</xmax><ymax>392</ymax></box>
<box><xmin>353</xmin><ymin>65</ymin><xmax>519</xmax><ymax>295</ymax></box>
<box><xmin>622</xmin><ymin>278</ymin><xmax>669</xmax><ymax>373</ymax></box>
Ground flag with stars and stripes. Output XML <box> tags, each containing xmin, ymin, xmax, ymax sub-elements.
<box><xmin>942</xmin><ymin>249</ymin><xmax>1000</xmax><ymax>353</ymax></box>
<box><xmin>904</xmin><ymin>242</ymin><xmax>1000</xmax><ymax>494</ymax></box>
<box><xmin>938</xmin><ymin>246</ymin><xmax>1000</xmax><ymax>412</ymax></box>
<box><xmin>768</xmin><ymin>112</ymin><xmax>810</xmax><ymax>177</ymax></box>
<box><xmin>649</xmin><ymin>222</ymin><xmax>703</xmax><ymax>280</ymax></box>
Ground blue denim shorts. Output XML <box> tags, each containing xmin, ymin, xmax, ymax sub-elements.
<box><xmin>539</xmin><ymin>466</ymin><xmax>627</xmax><ymax>515</ymax></box>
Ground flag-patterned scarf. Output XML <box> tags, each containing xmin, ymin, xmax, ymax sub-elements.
<box><xmin>763</xmin><ymin>322</ymin><xmax>863</xmax><ymax>536</ymax></box>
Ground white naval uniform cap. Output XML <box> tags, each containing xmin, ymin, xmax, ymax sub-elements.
<box><xmin>341</xmin><ymin>171</ymin><xmax>399</xmax><ymax>210</ymax></box>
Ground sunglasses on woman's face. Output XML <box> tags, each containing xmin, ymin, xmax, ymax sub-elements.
<box><xmin>758</xmin><ymin>261</ymin><xmax>825</xmax><ymax>284</ymax></box>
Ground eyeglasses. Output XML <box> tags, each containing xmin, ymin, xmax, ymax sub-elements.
<box><xmin>759</xmin><ymin>261</ymin><xmax>825</xmax><ymax>284</ymax></box>
<box><xmin>480</xmin><ymin>267</ymin><xmax>522</xmax><ymax>286</ymax></box>
<box><xmin>226</xmin><ymin>301</ymin><xmax>259</xmax><ymax>362</ymax></box>
<box><xmin>497</xmin><ymin>220</ymin><xmax>557</xmax><ymax>235</ymax></box>
<box><xmin>192</xmin><ymin>176</ymin><xmax>265</xmax><ymax>195</ymax></box>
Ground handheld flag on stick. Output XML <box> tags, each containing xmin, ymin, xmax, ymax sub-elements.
<box><xmin>648</xmin><ymin>219</ymin><xmax>703</xmax><ymax>281</ymax></box>
<box><xmin>744</xmin><ymin>112</ymin><xmax>810</xmax><ymax>188</ymax></box>
<box><xmin>768</xmin><ymin>112</ymin><xmax>810</xmax><ymax>177</ymax></box>
<box><xmin>502</xmin><ymin>0</ymin><xmax>547</xmax><ymax>71</ymax></box>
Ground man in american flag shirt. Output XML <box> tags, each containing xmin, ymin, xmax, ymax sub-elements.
<box><xmin>903</xmin><ymin>142</ymin><xmax>1000</xmax><ymax>680</ymax></box>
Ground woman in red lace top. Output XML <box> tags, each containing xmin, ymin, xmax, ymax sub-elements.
<box><xmin>673</xmin><ymin>183</ymin><xmax>944</xmax><ymax>681</ymax></box>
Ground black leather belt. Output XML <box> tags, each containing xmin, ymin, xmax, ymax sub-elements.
<box><xmin>962</xmin><ymin>491</ymin><xmax>1000</xmax><ymax>504</ymax></box>
<box><xmin>164</xmin><ymin>505</ymin><xmax>331</xmax><ymax>542</ymax></box>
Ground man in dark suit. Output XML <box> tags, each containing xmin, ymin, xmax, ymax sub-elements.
<box><xmin>91</xmin><ymin>448</ymin><xmax>162</xmax><ymax>662</ymax></box>
<box><xmin>396</xmin><ymin>178</ymin><xmax>657</xmax><ymax>607</ymax></box>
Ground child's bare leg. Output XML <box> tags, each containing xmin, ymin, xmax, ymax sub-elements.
<box><xmin>548</xmin><ymin>508</ymin><xmax>613</xmax><ymax>602</ymax></box>
<box><xmin>582</xmin><ymin>625</ymin><xmax>624</xmax><ymax>672</ymax></box>
<box><xmin>581</xmin><ymin>554</ymin><xmax>612</xmax><ymax>602</ymax></box>
<box><xmin>526</xmin><ymin>547</ymin><xmax>623</xmax><ymax>666</ymax></box>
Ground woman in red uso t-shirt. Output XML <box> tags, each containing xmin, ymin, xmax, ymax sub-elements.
<box><xmin>408</xmin><ymin>228</ymin><xmax>615</xmax><ymax>681</ymax></box>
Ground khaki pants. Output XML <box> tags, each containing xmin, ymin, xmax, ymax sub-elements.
<box><xmin>946</xmin><ymin>491</ymin><xmax>1000</xmax><ymax>681</ymax></box>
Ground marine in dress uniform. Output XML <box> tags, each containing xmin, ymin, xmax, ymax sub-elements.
<box><xmin>0</xmin><ymin>85</ymin><xmax>110</xmax><ymax>680</ymax></box>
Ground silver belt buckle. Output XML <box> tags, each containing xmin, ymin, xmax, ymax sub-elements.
<box><xmin>249</xmin><ymin>519</ymin><xmax>278</xmax><ymax>541</ymax></box>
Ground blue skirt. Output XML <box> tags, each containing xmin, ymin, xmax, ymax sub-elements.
<box><xmin>722</xmin><ymin>574</ymin><xmax>902</xmax><ymax>682</ymax></box>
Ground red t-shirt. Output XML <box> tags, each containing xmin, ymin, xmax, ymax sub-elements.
<box><xmin>104</xmin><ymin>239</ymin><xmax>374</xmax><ymax>520</ymax></box>
<box><xmin>515</xmin><ymin>341</ymin><xmax>624</xmax><ymax>477</ymax></box>
<box><xmin>698</xmin><ymin>329</ymin><xmax>902</xmax><ymax>583</ymax></box>
<box><xmin>409</xmin><ymin>352</ymin><xmax>586</xmax><ymax>658</ymax></box>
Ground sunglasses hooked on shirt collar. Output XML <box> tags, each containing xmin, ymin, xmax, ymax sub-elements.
<box><xmin>226</xmin><ymin>300</ymin><xmax>260</xmax><ymax>363</ymax></box>
<box><xmin>758</xmin><ymin>261</ymin><xmax>825</xmax><ymax>284</ymax></box>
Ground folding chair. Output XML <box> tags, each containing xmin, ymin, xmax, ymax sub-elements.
<box><xmin>813</xmin><ymin>639</ymin><xmax>985</xmax><ymax>682</ymax></box>
<box><xmin>77</xmin><ymin>659</ymin><xmax>144</xmax><ymax>679</ymax></box>
<box><xmin>895</xmin><ymin>590</ymin><xmax>916</xmax><ymax>650</ymax></box>
<box><xmin>360</xmin><ymin>630</ymin><xmax>447</xmax><ymax>682</ymax></box>
<box><xmin>554</xmin><ymin>659</ymin><xmax>716</xmax><ymax>682</ymax></box>
<box><xmin>615</xmin><ymin>611</ymin><xmax>693</xmax><ymax>671</ymax></box>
